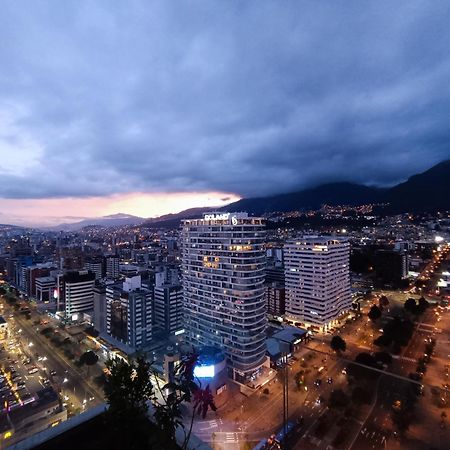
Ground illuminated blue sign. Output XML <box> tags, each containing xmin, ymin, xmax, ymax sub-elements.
<box><xmin>194</xmin><ymin>364</ymin><xmax>215</xmax><ymax>378</ymax></box>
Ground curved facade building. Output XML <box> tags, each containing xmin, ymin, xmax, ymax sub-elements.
<box><xmin>181</xmin><ymin>212</ymin><xmax>267</xmax><ymax>383</ymax></box>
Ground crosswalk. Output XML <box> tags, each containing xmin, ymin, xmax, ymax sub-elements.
<box><xmin>392</xmin><ymin>354</ymin><xmax>416</xmax><ymax>363</ymax></box>
<box><xmin>225</xmin><ymin>433</ymin><xmax>238</xmax><ymax>443</ymax></box>
<box><xmin>198</xmin><ymin>418</ymin><xmax>222</xmax><ymax>431</ymax></box>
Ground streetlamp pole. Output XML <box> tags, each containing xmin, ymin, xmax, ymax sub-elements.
<box><xmin>282</xmin><ymin>352</ymin><xmax>286</xmax><ymax>438</ymax></box>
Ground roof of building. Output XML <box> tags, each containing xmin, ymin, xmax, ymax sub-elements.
<box><xmin>266</xmin><ymin>338</ymin><xmax>282</xmax><ymax>358</ymax></box>
<box><xmin>35</xmin><ymin>276</ymin><xmax>56</xmax><ymax>283</ymax></box>
<box><xmin>0</xmin><ymin>387</ymin><xmax>60</xmax><ymax>432</ymax></box>
<box><xmin>271</xmin><ymin>326</ymin><xmax>307</xmax><ymax>344</ymax></box>
<box><xmin>287</xmin><ymin>236</ymin><xmax>348</xmax><ymax>246</ymax></box>
<box><xmin>64</xmin><ymin>271</ymin><xmax>96</xmax><ymax>283</ymax></box>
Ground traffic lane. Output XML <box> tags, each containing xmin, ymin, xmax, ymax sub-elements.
<box><xmin>268</xmin><ymin>363</ymin><xmax>344</xmax><ymax>449</ymax></box>
<box><xmin>16</xmin><ymin>316</ymin><xmax>99</xmax><ymax>407</ymax></box>
<box><xmin>14</xmin><ymin>314</ymin><xmax>102</xmax><ymax>409</ymax></box>
<box><xmin>0</xmin><ymin>337</ymin><xmax>37</xmax><ymax>410</ymax></box>
<box><xmin>217</xmin><ymin>358</ymin><xmax>344</xmax><ymax>445</ymax></box>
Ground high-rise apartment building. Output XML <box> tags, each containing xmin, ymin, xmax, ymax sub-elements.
<box><xmin>105</xmin><ymin>276</ymin><xmax>152</xmax><ymax>350</ymax></box>
<box><xmin>181</xmin><ymin>212</ymin><xmax>267</xmax><ymax>383</ymax></box>
<box><xmin>63</xmin><ymin>270</ymin><xmax>96</xmax><ymax>318</ymax></box>
<box><xmin>93</xmin><ymin>284</ymin><xmax>107</xmax><ymax>334</ymax></box>
<box><xmin>85</xmin><ymin>257</ymin><xmax>104</xmax><ymax>280</ymax></box>
<box><xmin>153</xmin><ymin>270</ymin><xmax>183</xmax><ymax>335</ymax></box>
<box><xmin>284</xmin><ymin>236</ymin><xmax>351</xmax><ymax>331</ymax></box>
<box><xmin>105</xmin><ymin>255</ymin><xmax>120</xmax><ymax>280</ymax></box>
<box><xmin>35</xmin><ymin>276</ymin><xmax>56</xmax><ymax>303</ymax></box>
<box><xmin>265</xmin><ymin>282</ymin><xmax>286</xmax><ymax>316</ymax></box>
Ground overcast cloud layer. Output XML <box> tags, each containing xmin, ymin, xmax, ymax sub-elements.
<box><xmin>0</xmin><ymin>0</ymin><xmax>449</xmax><ymax>200</ymax></box>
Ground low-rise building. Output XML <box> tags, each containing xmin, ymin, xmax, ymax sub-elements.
<box><xmin>0</xmin><ymin>387</ymin><xmax>67</xmax><ymax>447</ymax></box>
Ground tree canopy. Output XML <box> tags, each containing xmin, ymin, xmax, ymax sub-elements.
<box><xmin>347</xmin><ymin>353</ymin><xmax>380</xmax><ymax>380</ymax></box>
<box><xmin>104</xmin><ymin>353</ymin><xmax>217</xmax><ymax>449</ymax></box>
<box><xmin>379</xmin><ymin>295</ymin><xmax>390</xmax><ymax>309</ymax></box>
<box><xmin>328</xmin><ymin>389</ymin><xmax>349</xmax><ymax>409</ymax></box>
<box><xmin>330</xmin><ymin>335</ymin><xmax>347</xmax><ymax>353</ymax></box>
<box><xmin>368</xmin><ymin>305</ymin><xmax>382</xmax><ymax>321</ymax></box>
<box><xmin>80</xmin><ymin>350</ymin><xmax>99</xmax><ymax>366</ymax></box>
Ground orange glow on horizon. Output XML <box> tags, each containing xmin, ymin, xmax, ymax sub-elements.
<box><xmin>0</xmin><ymin>191</ymin><xmax>241</xmax><ymax>227</ymax></box>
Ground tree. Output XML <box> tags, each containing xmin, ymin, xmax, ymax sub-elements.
<box><xmin>351</xmin><ymin>386</ymin><xmax>372</xmax><ymax>405</ymax></box>
<box><xmin>416</xmin><ymin>357</ymin><xmax>427</xmax><ymax>374</ymax></box>
<box><xmin>40</xmin><ymin>327</ymin><xmax>54</xmax><ymax>335</ymax></box>
<box><xmin>374</xmin><ymin>351</ymin><xmax>392</xmax><ymax>366</ymax></box>
<box><xmin>84</xmin><ymin>325</ymin><xmax>99</xmax><ymax>338</ymax></box>
<box><xmin>152</xmin><ymin>353</ymin><xmax>217</xmax><ymax>448</ymax></box>
<box><xmin>368</xmin><ymin>305</ymin><xmax>382</xmax><ymax>321</ymax></box>
<box><xmin>103</xmin><ymin>353</ymin><xmax>216</xmax><ymax>449</ymax></box>
<box><xmin>417</xmin><ymin>297</ymin><xmax>430</xmax><ymax>314</ymax></box>
<box><xmin>379</xmin><ymin>295</ymin><xmax>389</xmax><ymax>309</ymax></box>
<box><xmin>347</xmin><ymin>353</ymin><xmax>379</xmax><ymax>381</ymax></box>
<box><xmin>383</xmin><ymin>316</ymin><xmax>414</xmax><ymax>347</ymax></box>
<box><xmin>80</xmin><ymin>350</ymin><xmax>99</xmax><ymax>375</ymax></box>
<box><xmin>104</xmin><ymin>356</ymin><xmax>154</xmax><ymax>448</ymax></box>
<box><xmin>330</xmin><ymin>335</ymin><xmax>347</xmax><ymax>353</ymax></box>
<box><xmin>404</xmin><ymin>298</ymin><xmax>419</xmax><ymax>315</ymax></box>
<box><xmin>0</xmin><ymin>287</ymin><xmax>6</xmax><ymax>296</ymax></box>
<box><xmin>373</xmin><ymin>334</ymin><xmax>392</xmax><ymax>347</ymax></box>
<box><xmin>391</xmin><ymin>388</ymin><xmax>417</xmax><ymax>434</ymax></box>
<box><xmin>328</xmin><ymin>389</ymin><xmax>349</xmax><ymax>409</ymax></box>
<box><xmin>295</xmin><ymin>370</ymin><xmax>305</xmax><ymax>390</ymax></box>
<box><xmin>5</xmin><ymin>294</ymin><xmax>16</xmax><ymax>304</ymax></box>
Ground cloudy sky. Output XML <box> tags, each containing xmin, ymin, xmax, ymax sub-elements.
<box><xmin>1</xmin><ymin>1</ymin><xmax>449</xmax><ymax>226</ymax></box>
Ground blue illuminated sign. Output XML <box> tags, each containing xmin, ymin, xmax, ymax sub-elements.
<box><xmin>194</xmin><ymin>364</ymin><xmax>215</xmax><ymax>378</ymax></box>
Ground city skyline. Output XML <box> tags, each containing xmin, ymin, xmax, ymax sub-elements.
<box><xmin>1</xmin><ymin>1</ymin><xmax>450</xmax><ymax>225</ymax></box>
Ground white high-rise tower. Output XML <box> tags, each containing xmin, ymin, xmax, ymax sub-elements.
<box><xmin>284</xmin><ymin>236</ymin><xmax>351</xmax><ymax>332</ymax></box>
<box><xmin>181</xmin><ymin>212</ymin><xmax>267</xmax><ymax>383</ymax></box>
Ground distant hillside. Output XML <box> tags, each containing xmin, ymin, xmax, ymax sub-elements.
<box><xmin>383</xmin><ymin>160</ymin><xmax>450</xmax><ymax>212</ymax></box>
<box><xmin>220</xmin><ymin>182</ymin><xmax>384</xmax><ymax>215</ymax></box>
<box><xmin>141</xmin><ymin>207</ymin><xmax>217</xmax><ymax>229</ymax></box>
<box><xmin>48</xmin><ymin>213</ymin><xmax>145</xmax><ymax>231</ymax></box>
<box><xmin>143</xmin><ymin>159</ymin><xmax>450</xmax><ymax>227</ymax></box>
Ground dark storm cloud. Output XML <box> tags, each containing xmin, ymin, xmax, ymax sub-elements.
<box><xmin>0</xmin><ymin>0</ymin><xmax>449</xmax><ymax>199</ymax></box>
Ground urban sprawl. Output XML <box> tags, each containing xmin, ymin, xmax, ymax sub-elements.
<box><xmin>0</xmin><ymin>205</ymin><xmax>449</xmax><ymax>450</ymax></box>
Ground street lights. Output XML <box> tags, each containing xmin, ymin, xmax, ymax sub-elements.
<box><xmin>280</xmin><ymin>341</ymin><xmax>290</xmax><ymax>439</ymax></box>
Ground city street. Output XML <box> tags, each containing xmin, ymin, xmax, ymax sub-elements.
<box><xmin>1</xmin><ymin>297</ymin><xmax>104</xmax><ymax>416</ymax></box>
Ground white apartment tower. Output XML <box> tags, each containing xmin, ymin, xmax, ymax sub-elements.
<box><xmin>63</xmin><ymin>270</ymin><xmax>96</xmax><ymax>318</ymax></box>
<box><xmin>284</xmin><ymin>236</ymin><xmax>351</xmax><ymax>331</ymax></box>
<box><xmin>181</xmin><ymin>212</ymin><xmax>267</xmax><ymax>383</ymax></box>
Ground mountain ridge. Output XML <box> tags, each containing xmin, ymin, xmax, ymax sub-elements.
<box><xmin>45</xmin><ymin>213</ymin><xmax>145</xmax><ymax>231</ymax></box>
<box><xmin>143</xmin><ymin>159</ymin><xmax>450</xmax><ymax>226</ymax></box>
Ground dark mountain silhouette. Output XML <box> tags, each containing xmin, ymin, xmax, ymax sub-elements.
<box><xmin>47</xmin><ymin>213</ymin><xmax>145</xmax><ymax>231</ymax></box>
<box><xmin>220</xmin><ymin>182</ymin><xmax>384</xmax><ymax>215</ymax></box>
<box><xmin>139</xmin><ymin>159</ymin><xmax>450</xmax><ymax>227</ymax></box>
<box><xmin>383</xmin><ymin>160</ymin><xmax>450</xmax><ymax>212</ymax></box>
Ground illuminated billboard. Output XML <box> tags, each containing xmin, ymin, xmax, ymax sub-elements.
<box><xmin>194</xmin><ymin>364</ymin><xmax>215</xmax><ymax>378</ymax></box>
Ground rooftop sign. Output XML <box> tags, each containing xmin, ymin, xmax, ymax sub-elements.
<box><xmin>204</xmin><ymin>213</ymin><xmax>230</xmax><ymax>220</ymax></box>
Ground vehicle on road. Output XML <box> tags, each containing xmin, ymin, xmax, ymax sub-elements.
<box><xmin>28</xmin><ymin>367</ymin><xmax>38</xmax><ymax>375</ymax></box>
